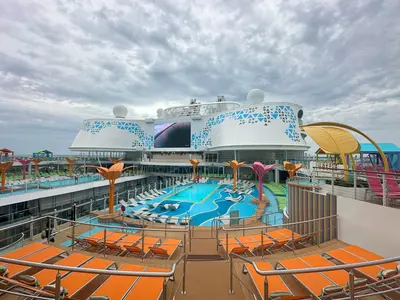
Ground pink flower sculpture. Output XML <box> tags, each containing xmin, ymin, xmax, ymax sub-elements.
<box><xmin>249</xmin><ymin>162</ymin><xmax>276</xmax><ymax>202</ymax></box>
<box><xmin>16</xmin><ymin>158</ymin><xmax>33</xmax><ymax>180</ymax></box>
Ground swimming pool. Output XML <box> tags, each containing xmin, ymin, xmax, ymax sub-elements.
<box><xmin>166</xmin><ymin>184</ymin><xmax>219</xmax><ymax>203</ymax></box>
<box><xmin>120</xmin><ymin>182</ymin><xmax>284</xmax><ymax>226</ymax></box>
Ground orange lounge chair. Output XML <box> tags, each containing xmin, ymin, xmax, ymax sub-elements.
<box><xmin>91</xmin><ymin>264</ymin><xmax>145</xmax><ymax>300</ymax></box>
<box><xmin>5</xmin><ymin>246</ymin><xmax>66</xmax><ymax>278</ymax></box>
<box><xmin>265</xmin><ymin>231</ymin><xmax>290</xmax><ymax>243</ymax></box>
<box><xmin>55</xmin><ymin>257</ymin><xmax>115</xmax><ymax>297</ymax></box>
<box><xmin>104</xmin><ymin>234</ymin><xmax>142</xmax><ymax>255</ymax></box>
<box><xmin>219</xmin><ymin>238</ymin><xmax>249</xmax><ymax>256</ymax></box>
<box><xmin>124</xmin><ymin>267</ymin><xmax>170</xmax><ymax>300</ymax></box>
<box><xmin>325</xmin><ymin>249</ymin><xmax>385</xmax><ymax>281</ymax></box>
<box><xmin>149</xmin><ymin>239</ymin><xmax>182</xmax><ymax>259</ymax></box>
<box><xmin>275</xmin><ymin>229</ymin><xmax>315</xmax><ymax>248</ymax></box>
<box><xmin>343</xmin><ymin>245</ymin><xmax>399</xmax><ymax>271</ymax></box>
<box><xmin>0</xmin><ymin>276</ymin><xmax>66</xmax><ymax>299</ymax></box>
<box><xmin>236</xmin><ymin>235</ymin><xmax>274</xmax><ymax>255</ymax></box>
<box><xmin>244</xmin><ymin>261</ymin><xmax>294</xmax><ymax>299</ymax></box>
<box><xmin>103</xmin><ymin>232</ymin><xmax>127</xmax><ymax>244</ymax></box>
<box><xmin>1</xmin><ymin>243</ymin><xmax>48</xmax><ymax>262</ymax></box>
<box><xmin>278</xmin><ymin>257</ymin><xmax>343</xmax><ymax>297</ymax></box>
<box><xmin>33</xmin><ymin>253</ymin><xmax>92</xmax><ymax>287</ymax></box>
<box><xmin>276</xmin><ymin>228</ymin><xmax>303</xmax><ymax>239</ymax></box>
<box><xmin>125</xmin><ymin>237</ymin><xmax>160</xmax><ymax>257</ymax></box>
<box><xmin>66</xmin><ymin>235</ymin><xmax>91</xmax><ymax>249</ymax></box>
<box><xmin>300</xmin><ymin>255</ymin><xmax>367</xmax><ymax>289</ymax></box>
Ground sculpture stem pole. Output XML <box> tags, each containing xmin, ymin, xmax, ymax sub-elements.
<box><xmin>258</xmin><ymin>173</ymin><xmax>263</xmax><ymax>202</ymax></box>
<box><xmin>1</xmin><ymin>171</ymin><xmax>5</xmax><ymax>191</ymax></box>
<box><xmin>233</xmin><ymin>167</ymin><xmax>237</xmax><ymax>189</ymax></box>
<box><xmin>109</xmin><ymin>180</ymin><xmax>115</xmax><ymax>213</ymax></box>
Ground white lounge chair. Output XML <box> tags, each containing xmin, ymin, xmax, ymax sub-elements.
<box><xmin>155</xmin><ymin>189</ymin><xmax>167</xmax><ymax>195</ymax></box>
<box><xmin>126</xmin><ymin>199</ymin><xmax>139</xmax><ymax>207</ymax></box>
<box><xmin>148</xmin><ymin>202</ymin><xmax>160</xmax><ymax>209</ymax></box>
<box><xmin>149</xmin><ymin>190</ymin><xmax>159</xmax><ymax>197</ymax></box>
<box><xmin>152</xmin><ymin>189</ymin><xmax>163</xmax><ymax>196</ymax></box>
<box><xmin>163</xmin><ymin>204</ymin><xmax>180</xmax><ymax>211</ymax></box>
<box><xmin>226</xmin><ymin>196</ymin><xmax>242</xmax><ymax>202</ymax></box>
<box><xmin>143</xmin><ymin>191</ymin><xmax>155</xmax><ymax>199</ymax></box>
<box><xmin>137</xmin><ymin>194</ymin><xmax>149</xmax><ymax>201</ymax></box>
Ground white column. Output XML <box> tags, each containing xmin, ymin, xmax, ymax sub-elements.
<box><xmin>275</xmin><ymin>160</ymin><xmax>279</xmax><ymax>183</ymax></box>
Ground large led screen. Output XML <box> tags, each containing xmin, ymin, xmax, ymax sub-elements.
<box><xmin>154</xmin><ymin>122</ymin><xmax>191</xmax><ymax>148</ymax></box>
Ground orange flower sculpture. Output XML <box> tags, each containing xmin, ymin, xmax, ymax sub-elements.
<box><xmin>89</xmin><ymin>162</ymin><xmax>134</xmax><ymax>213</ymax></box>
<box><xmin>32</xmin><ymin>159</ymin><xmax>41</xmax><ymax>177</ymax></box>
<box><xmin>0</xmin><ymin>162</ymin><xmax>13</xmax><ymax>191</ymax></box>
<box><xmin>284</xmin><ymin>161</ymin><xmax>303</xmax><ymax>179</ymax></box>
<box><xmin>109</xmin><ymin>157</ymin><xmax>123</xmax><ymax>164</ymax></box>
<box><xmin>189</xmin><ymin>159</ymin><xmax>200</xmax><ymax>181</ymax></box>
<box><xmin>65</xmin><ymin>158</ymin><xmax>78</xmax><ymax>177</ymax></box>
<box><xmin>226</xmin><ymin>160</ymin><xmax>245</xmax><ymax>189</ymax></box>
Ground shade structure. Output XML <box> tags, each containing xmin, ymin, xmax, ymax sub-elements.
<box><xmin>302</xmin><ymin>126</ymin><xmax>360</xmax><ymax>155</ymax></box>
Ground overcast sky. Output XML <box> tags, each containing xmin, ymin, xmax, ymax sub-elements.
<box><xmin>1</xmin><ymin>0</ymin><xmax>399</xmax><ymax>155</ymax></box>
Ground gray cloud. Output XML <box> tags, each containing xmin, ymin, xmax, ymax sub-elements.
<box><xmin>0</xmin><ymin>0</ymin><xmax>399</xmax><ymax>154</ymax></box>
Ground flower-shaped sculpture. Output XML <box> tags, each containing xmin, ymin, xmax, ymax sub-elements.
<box><xmin>88</xmin><ymin>162</ymin><xmax>134</xmax><ymax>213</ymax></box>
<box><xmin>65</xmin><ymin>158</ymin><xmax>78</xmax><ymax>177</ymax></box>
<box><xmin>189</xmin><ymin>159</ymin><xmax>200</xmax><ymax>181</ymax></box>
<box><xmin>249</xmin><ymin>162</ymin><xmax>276</xmax><ymax>202</ymax></box>
<box><xmin>284</xmin><ymin>161</ymin><xmax>303</xmax><ymax>179</ymax></box>
<box><xmin>32</xmin><ymin>159</ymin><xmax>41</xmax><ymax>177</ymax></box>
<box><xmin>226</xmin><ymin>160</ymin><xmax>245</xmax><ymax>189</ymax></box>
<box><xmin>16</xmin><ymin>158</ymin><xmax>33</xmax><ymax>180</ymax></box>
<box><xmin>0</xmin><ymin>162</ymin><xmax>13</xmax><ymax>191</ymax></box>
<box><xmin>109</xmin><ymin>157</ymin><xmax>123</xmax><ymax>164</ymax></box>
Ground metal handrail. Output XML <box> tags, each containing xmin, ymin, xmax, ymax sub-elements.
<box><xmin>229</xmin><ymin>253</ymin><xmax>400</xmax><ymax>300</ymax></box>
<box><xmin>0</xmin><ymin>233</ymin><xmax>24</xmax><ymax>254</ymax></box>
<box><xmin>0</xmin><ymin>254</ymin><xmax>185</xmax><ymax>277</ymax></box>
<box><xmin>313</xmin><ymin>166</ymin><xmax>399</xmax><ymax>176</ymax></box>
<box><xmin>50</xmin><ymin>216</ymin><xmax>190</xmax><ymax>233</ymax></box>
<box><xmin>220</xmin><ymin>214</ymin><xmax>337</xmax><ymax>231</ymax></box>
<box><xmin>230</xmin><ymin>253</ymin><xmax>400</xmax><ymax>275</ymax></box>
<box><xmin>0</xmin><ymin>216</ymin><xmax>47</xmax><ymax>232</ymax></box>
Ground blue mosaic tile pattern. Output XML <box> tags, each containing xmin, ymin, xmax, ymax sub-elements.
<box><xmin>191</xmin><ymin>105</ymin><xmax>301</xmax><ymax>149</ymax></box>
<box><xmin>83</xmin><ymin>120</ymin><xmax>154</xmax><ymax>150</ymax></box>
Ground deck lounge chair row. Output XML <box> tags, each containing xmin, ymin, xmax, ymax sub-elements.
<box><xmin>219</xmin><ymin>228</ymin><xmax>316</xmax><ymax>256</ymax></box>
<box><xmin>0</xmin><ymin>242</ymin><xmax>171</xmax><ymax>299</ymax></box>
<box><xmin>69</xmin><ymin>231</ymin><xmax>182</xmax><ymax>259</ymax></box>
<box><xmin>243</xmin><ymin>244</ymin><xmax>400</xmax><ymax>299</ymax></box>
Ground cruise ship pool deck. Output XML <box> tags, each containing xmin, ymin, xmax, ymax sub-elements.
<box><xmin>118</xmin><ymin>181</ymin><xmax>284</xmax><ymax>227</ymax></box>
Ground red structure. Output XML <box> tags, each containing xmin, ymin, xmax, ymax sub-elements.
<box><xmin>16</xmin><ymin>158</ymin><xmax>33</xmax><ymax>180</ymax></box>
<box><xmin>0</xmin><ymin>148</ymin><xmax>14</xmax><ymax>158</ymax></box>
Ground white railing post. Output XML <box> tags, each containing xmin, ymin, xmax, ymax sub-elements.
<box><xmin>382</xmin><ymin>174</ymin><xmax>388</xmax><ymax>206</ymax></box>
<box><xmin>30</xmin><ymin>216</ymin><xmax>34</xmax><ymax>241</ymax></box>
<box><xmin>90</xmin><ymin>199</ymin><xmax>93</xmax><ymax>212</ymax></box>
<box><xmin>353</xmin><ymin>171</ymin><xmax>357</xmax><ymax>199</ymax></box>
<box><xmin>53</xmin><ymin>209</ymin><xmax>58</xmax><ymax>231</ymax></box>
<box><xmin>331</xmin><ymin>168</ymin><xmax>334</xmax><ymax>194</ymax></box>
<box><xmin>349</xmin><ymin>269</ymin><xmax>355</xmax><ymax>300</ymax></box>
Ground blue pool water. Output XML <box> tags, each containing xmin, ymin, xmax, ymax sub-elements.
<box><xmin>262</xmin><ymin>186</ymin><xmax>283</xmax><ymax>225</ymax></box>
<box><xmin>166</xmin><ymin>183</ymin><xmax>219</xmax><ymax>203</ymax></box>
<box><xmin>117</xmin><ymin>183</ymin><xmax>283</xmax><ymax>226</ymax></box>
